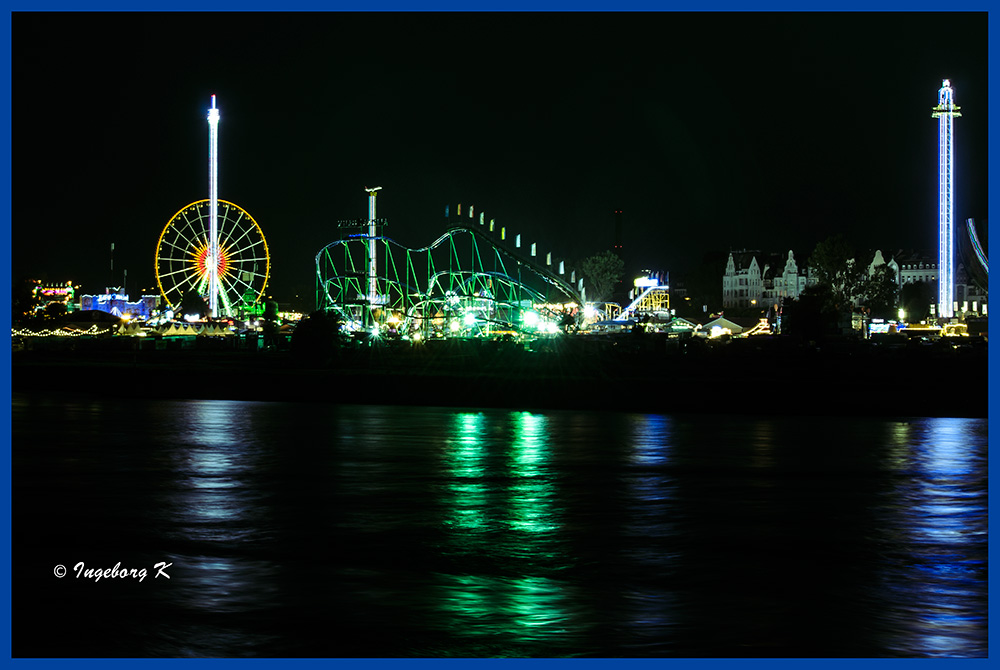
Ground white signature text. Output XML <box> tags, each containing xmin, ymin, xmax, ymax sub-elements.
<box><xmin>72</xmin><ymin>561</ymin><xmax>172</xmax><ymax>583</ymax></box>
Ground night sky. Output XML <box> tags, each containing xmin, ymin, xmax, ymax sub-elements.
<box><xmin>12</xmin><ymin>11</ymin><xmax>988</xmax><ymax>307</ymax></box>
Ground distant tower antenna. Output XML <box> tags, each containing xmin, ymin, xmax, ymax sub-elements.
<box><xmin>207</xmin><ymin>94</ymin><xmax>221</xmax><ymax>318</ymax></box>
<box><xmin>931</xmin><ymin>79</ymin><xmax>961</xmax><ymax>319</ymax></box>
<box><xmin>613</xmin><ymin>210</ymin><xmax>623</xmax><ymax>254</ymax></box>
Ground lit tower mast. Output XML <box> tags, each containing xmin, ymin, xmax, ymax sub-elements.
<box><xmin>207</xmin><ymin>94</ymin><xmax>221</xmax><ymax>318</ymax></box>
<box><xmin>365</xmin><ymin>186</ymin><xmax>382</xmax><ymax>311</ymax></box>
<box><xmin>931</xmin><ymin>79</ymin><xmax>961</xmax><ymax>319</ymax></box>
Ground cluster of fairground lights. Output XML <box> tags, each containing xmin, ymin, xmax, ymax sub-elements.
<box><xmin>23</xmin><ymin>81</ymin><xmax>980</xmax><ymax>333</ymax></box>
<box><xmin>348</xmin><ymin>302</ymin><xmax>576</xmax><ymax>342</ymax></box>
<box><xmin>11</xmin><ymin>322</ymin><xmax>241</xmax><ymax>339</ymax></box>
<box><xmin>289</xmin><ymin>80</ymin><xmax>982</xmax><ymax>328</ymax></box>
<box><xmin>12</xmin><ymin>325</ymin><xmax>116</xmax><ymax>338</ymax></box>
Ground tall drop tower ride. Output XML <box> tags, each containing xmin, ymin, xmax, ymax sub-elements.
<box><xmin>156</xmin><ymin>96</ymin><xmax>270</xmax><ymax>320</ymax></box>
<box><xmin>207</xmin><ymin>94</ymin><xmax>221</xmax><ymax>318</ymax></box>
<box><xmin>365</xmin><ymin>186</ymin><xmax>382</xmax><ymax>311</ymax></box>
<box><xmin>931</xmin><ymin>79</ymin><xmax>961</xmax><ymax>319</ymax></box>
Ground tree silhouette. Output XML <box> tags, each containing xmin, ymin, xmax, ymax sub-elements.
<box><xmin>579</xmin><ymin>250</ymin><xmax>624</xmax><ymax>304</ymax></box>
<box><xmin>807</xmin><ymin>235</ymin><xmax>866</xmax><ymax>310</ymax></box>
<box><xmin>12</xmin><ymin>278</ymin><xmax>40</xmax><ymax>323</ymax></box>
<box><xmin>179</xmin><ymin>291</ymin><xmax>208</xmax><ymax>319</ymax></box>
<box><xmin>860</xmin><ymin>264</ymin><xmax>899</xmax><ymax>319</ymax></box>
<box><xmin>261</xmin><ymin>300</ymin><xmax>281</xmax><ymax>349</ymax></box>
<box><xmin>781</xmin><ymin>284</ymin><xmax>840</xmax><ymax>340</ymax></box>
<box><xmin>290</xmin><ymin>310</ymin><xmax>343</xmax><ymax>366</ymax></box>
<box><xmin>899</xmin><ymin>281</ymin><xmax>934</xmax><ymax>321</ymax></box>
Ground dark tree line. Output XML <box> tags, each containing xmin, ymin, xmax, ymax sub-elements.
<box><xmin>782</xmin><ymin>235</ymin><xmax>902</xmax><ymax>339</ymax></box>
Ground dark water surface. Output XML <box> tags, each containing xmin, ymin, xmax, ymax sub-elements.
<box><xmin>13</xmin><ymin>393</ymin><xmax>987</xmax><ymax>658</ymax></box>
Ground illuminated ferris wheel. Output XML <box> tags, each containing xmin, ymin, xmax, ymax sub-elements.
<box><xmin>154</xmin><ymin>198</ymin><xmax>270</xmax><ymax>316</ymax></box>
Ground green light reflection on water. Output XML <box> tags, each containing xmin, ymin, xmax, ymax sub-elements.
<box><xmin>433</xmin><ymin>410</ymin><xmax>575</xmax><ymax>655</ymax></box>
<box><xmin>508</xmin><ymin>411</ymin><xmax>558</xmax><ymax>535</ymax></box>
<box><xmin>432</xmin><ymin>573</ymin><xmax>576</xmax><ymax>655</ymax></box>
<box><xmin>507</xmin><ymin>575</ymin><xmax>572</xmax><ymax>630</ymax></box>
<box><xmin>443</xmin><ymin>412</ymin><xmax>489</xmax><ymax>532</ymax></box>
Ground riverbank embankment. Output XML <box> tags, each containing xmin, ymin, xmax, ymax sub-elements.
<box><xmin>11</xmin><ymin>333</ymin><xmax>988</xmax><ymax>418</ymax></box>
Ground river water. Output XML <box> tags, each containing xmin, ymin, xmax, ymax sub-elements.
<box><xmin>12</xmin><ymin>393</ymin><xmax>987</xmax><ymax>658</ymax></box>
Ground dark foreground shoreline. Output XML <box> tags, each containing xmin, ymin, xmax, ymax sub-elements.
<box><xmin>11</xmin><ymin>334</ymin><xmax>988</xmax><ymax>418</ymax></box>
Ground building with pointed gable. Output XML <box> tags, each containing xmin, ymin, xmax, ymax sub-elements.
<box><xmin>722</xmin><ymin>250</ymin><xmax>811</xmax><ymax>310</ymax></box>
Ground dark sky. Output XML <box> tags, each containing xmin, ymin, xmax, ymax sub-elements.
<box><xmin>12</xmin><ymin>11</ymin><xmax>988</xmax><ymax>304</ymax></box>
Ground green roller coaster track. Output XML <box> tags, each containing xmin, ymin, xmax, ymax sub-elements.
<box><xmin>315</xmin><ymin>225</ymin><xmax>584</xmax><ymax>337</ymax></box>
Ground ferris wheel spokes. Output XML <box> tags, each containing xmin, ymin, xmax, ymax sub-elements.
<box><xmin>155</xmin><ymin>199</ymin><xmax>269</xmax><ymax>317</ymax></box>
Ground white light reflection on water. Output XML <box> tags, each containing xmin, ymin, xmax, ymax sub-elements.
<box><xmin>165</xmin><ymin>400</ymin><xmax>270</xmax><ymax>540</ymax></box>
<box><xmin>157</xmin><ymin>400</ymin><xmax>283</xmax><ymax>656</ymax></box>
<box><xmin>879</xmin><ymin>418</ymin><xmax>987</xmax><ymax>658</ymax></box>
<box><xmin>334</xmin><ymin>406</ymin><xmax>399</xmax><ymax>532</ymax></box>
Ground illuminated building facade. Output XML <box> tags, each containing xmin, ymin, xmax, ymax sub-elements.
<box><xmin>769</xmin><ymin>251</ymin><xmax>809</xmax><ymax>301</ymax></box>
<box><xmin>722</xmin><ymin>252</ymin><xmax>763</xmax><ymax>309</ymax></box>
<box><xmin>31</xmin><ymin>280</ymin><xmax>78</xmax><ymax>313</ymax></box>
<box><xmin>722</xmin><ymin>250</ymin><xmax>809</xmax><ymax>309</ymax></box>
<box><xmin>80</xmin><ymin>289</ymin><xmax>160</xmax><ymax>320</ymax></box>
<box><xmin>893</xmin><ymin>251</ymin><xmax>938</xmax><ymax>286</ymax></box>
<box><xmin>878</xmin><ymin>249</ymin><xmax>985</xmax><ymax>317</ymax></box>
<box><xmin>955</xmin><ymin>263</ymin><xmax>987</xmax><ymax>315</ymax></box>
<box><xmin>931</xmin><ymin>79</ymin><xmax>961</xmax><ymax>319</ymax></box>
